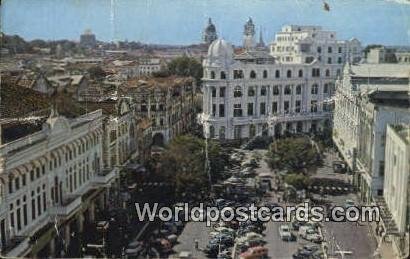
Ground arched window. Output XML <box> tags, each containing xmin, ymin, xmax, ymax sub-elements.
<box><xmin>311</xmin><ymin>84</ymin><xmax>318</xmax><ymax>95</ymax></box>
<box><xmin>248</xmin><ymin>86</ymin><xmax>255</xmax><ymax>96</ymax></box>
<box><xmin>260</xmin><ymin>86</ymin><xmax>267</xmax><ymax>96</ymax></box>
<box><xmin>210</xmin><ymin>71</ymin><xmax>215</xmax><ymax>79</ymax></box>
<box><xmin>234</xmin><ymin>86</ymin><xmax>242</xmax><ymax>97</ymax></box>
<box><xmin>272</xmin><ymin>85</ymin><xmax>280</xmax><ymax>95</ymax></box>
<box><xmin>325</xmin><ymin>69</ymin><xmax>330</xmax><ymax>77</ymax></box>
<box><xmin>338</xmin><ymin>57</ymin><xmax>342</xmax><ymax>64</ymax></box>
<box><xmin>263</xmin><ymin>70</ymin><xmax>268</xmax><ymax>78</ymax></box>
<box><xmin>250</xmin><ymin>70</ymin><xmax>256</xmax><ymax>79</ymax></box>
<box><xmin>220</xmin><ymin>71</ymin><xmax>226</xmax><ymax>79</ymax></box>
<box><xmin>275</xmin><ymin>70</ymin><xmax>280</xmax><ymax>78</ymax></box>
<box><xmin>287</xmin><ymin>70</ymin><xmax>292</xmax><ymax>78</ymax></box>
<box><xmin>298</xmin><ymin>69</ymin><xmax>303</xmax><ymax>78</ymax></box>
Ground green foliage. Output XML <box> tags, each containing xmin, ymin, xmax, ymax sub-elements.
<box><xmin>162</xmin><ymin>56</ymin><xmax>203</xmax><ymax>84</ymax></box>
<box><xmin>154</xmin><ymin>135</ymin><xmax>227</xmax><ymax>196</ymax></box>
<box><xmin>284</xmin><ymin>173</ymin><xmax>311</xmax><ymax>190</ymax></box>
<box><xmin>265</xmin><ymin>137</ymin><xmax>320</xmax><ymax>172</ymax></box>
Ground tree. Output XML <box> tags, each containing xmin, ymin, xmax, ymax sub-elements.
<box><xmin>284</xmin><ymin>173</ymin><xmax>311</xmax><ymax>190</ymax></box>
<box><xmin>265</xmin><ymin>137</ymin><xmax>321</xmax><ymax>173</ymax></box>
<box><xmin>153</xmin><ymin>135</ymin><xmax>227</xmax><ymax>198</ymax></box>
<box><xmin>164</xmin><ymin>56</ymin><xmax>203</xmax><ymax>84</ymax></box>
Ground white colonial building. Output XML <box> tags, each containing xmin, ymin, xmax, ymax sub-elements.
<box><xmin>378</xmin><ymin>124</ymin><xmax>410</xmax><ymax>257</ymax></box>
<box><xmin>333</xmin><ymin>63</ymin><xmax>410</xmax><ymax>201</ymax></box>
<box><xmin>200</xmin><ymin>24</ymin><xmax>362</xmax><ymax>140</ymax></box>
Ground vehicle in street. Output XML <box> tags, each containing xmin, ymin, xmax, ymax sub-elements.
<box><xmin>239</xmin><ymin>246</ymin><xmax>268</xmax><ymax>259</ymax></box>
<box><xmin>279</xmin><ymin>224</ymin><xmax>295</xmax><ymax>241</ymax></box>
<box><xmin>299</xmin><ymin>227</ymin><xmax>322</xmax><ymax>243</ymax></box>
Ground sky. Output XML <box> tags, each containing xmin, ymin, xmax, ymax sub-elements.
<box><xmin>1</xmin><ymin>0</ymin><xmax>410</xmax><ymax>46</ymax></box>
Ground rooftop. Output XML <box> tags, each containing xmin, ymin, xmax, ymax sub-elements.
<box><xmin>124</xmin><ymin>76</ymin><xmax>193</xmax><ymax>90</ymax></box>
<box><xmin>350</xmin><ymin>63</ymin><xmax>410</xmax><ymax>78</ymax></box>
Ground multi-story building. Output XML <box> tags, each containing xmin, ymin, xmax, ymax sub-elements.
<box><xmin>0</xmin><ymin>109</ymin><xmax>115</xmax><ymax>257</ymax></box>
<box><xmin>125</xmin><ymin>76</ymin><xmax>197</xmax><ymax>146</ymax></box>
<box><xmin>200</xmin><ymin>24</ymin><xmax>362</xmax><ymax>140</ymax></box>
<box><xmin>333</xmin><ymin>63</ymin><xmax>410</xmax><ymax>202</ymax></box>
<box><xmin>137</xmin><ymin>57</ymin><xmax>166</xmax><ymax>77</ymax></box>
<box><xmin>376</xmin><ymin>124</ymin><xmax>410</xmax><ymax>258</ymax></box>
<box><xmin>366</xmin><ymin>46</ymin><xmax>410</xmax><ymax>64</ymax></box>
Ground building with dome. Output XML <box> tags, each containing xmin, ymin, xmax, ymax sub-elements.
<box><xmin>199</xmin><ymin>24</ymin><xmax>363</xmax><ymax>141</ymax></box>
<box><xmin>80</xmin><ymin>29</ymin><xmax>97</xmax><ymax>49</ymax></box>
<box><xmin>202</xmin><ymin>18</ymin><xmax>218</xmax><ymax>45</ymax></box>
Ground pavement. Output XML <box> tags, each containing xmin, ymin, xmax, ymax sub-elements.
<box><xmin>173</xmin><ymin>221</ymin><xmax>210</xmax><ymax>259</ymax></box>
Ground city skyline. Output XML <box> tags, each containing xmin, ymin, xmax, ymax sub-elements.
<box><xmin>2</xmin><ymin>0</ymin><xmax>410</xmax><ymax>46</ymax></box>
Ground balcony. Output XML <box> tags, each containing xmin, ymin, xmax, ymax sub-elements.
<box><xmin>92</xmin><ymin>168</ymin><xmax>118</xmax><ymax>186</ymax></box>
<box><xmin>49</xmin><ymin>195</ymin><xmax>82</xmax><ymax>216</ymax></box>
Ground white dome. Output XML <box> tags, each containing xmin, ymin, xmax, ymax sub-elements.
<box><xmin>206</xmin><ymin>39</ymin><xmax>233</xmax><ymax>66</ymax></box>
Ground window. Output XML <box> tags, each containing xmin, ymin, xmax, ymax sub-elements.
<box><xmin>260</xmin><ymin>86</ymin><xmax>267</xmax><ymax>96</ymax></box>
<box><xmin>211</xmin><ymin>87</ymin><xmax>216</xmax><ymax>97</ymax></box>
<box><xmin>296</xmin><ymin>85</ymin><xmax>302</xmax><ymax>95</ymax></box>
<box><xmin>220</xmin><ymin>71</ymin><xmax>226</xmax><ymax>79</ymax></box>
<box><xmin>298</xmin><ymin>69</ymin><xmax>303</xmax><ymax>78</ymax></box>
<box><xmin>233</xmin><ymin>70</ymin><xmax>244</xmax><ymax>79</ymax></box>
<box><xmin>275</xmin><ymin>70</ymin><xmax>280</xmax><ymax>78</ymax></box>
<box><xmin>336</xmin><ymin>69</ymin><xmax>341</xmax><ymax>77</ymax></box>
<box><xmin>284</xmin><ymin>85</ymin><xmax>292</xmax><ymax>95</ymax></box>
<box><xmin>287</xmin><ymin>70</ymin><xmax>292</xmax><ymax>78</ymax></box>
<box><xmin>260</xmin><ymin>102</ymin><xmax>266</xmax><ymax>115</ymax></box>
<box><xmin>305</xmin><ymin>57</ymin><xmax>314</xmax><ymax>63</ymax></box>
<box><xmin>325</xmin><ymin>69</ymin><xmax>330</xmax><ymax>77</ymax></box>
<box><xmin>272</xmin><ymin>85</ymin><xmax>280</xmax><ymax>95</ymax></box>
<box><xmin>317</xmin><ymin>46</ymin><xmax>322</xmax><ymax>53</ymax></box>
<box><xmin>338</xmin><ymin>57</ymin><xmax>342</xmax><ymax>64</ymax></box>
<box><xmin>209</xmin><ymin>126</ymin><xmax>215</xmax><ymax>138</ymax></box>
<box><xmin>311</xmin><ymin>84</ymin><xmax>318</xmax><ymax>94</ymax></box>
<box><xmin>233</xmin><ymin>104</ymin><xmax>242</xmax><ymax>117</ymax></box>
<box><xmin>247</xmin><ymin>103</ymin><xmax>254</xmax><ymax>116</ymax></box>
<box><xmin>324</xmin><ymin>84</ymin><xmax>329</xmax><ymax>94</ymax></box>
<box><xmin>328</xmin><ymin>46</ymin><xmax>332</xmax><ymax>53</ymax></box>
<box><xmin>263</xmin><ymin>70</ymin><xmax>268</xmax><ymax>78</ymax></box>
<box><xmin>234</xmin><ymin>86</ymin><xmax>242</xmax><ymax>97</ymax></box>
<box><xmin>311</xmin><ymin>100</ymin><xmax>318</xmax><ymax>112</ymax></box>
<box><xmin>219</xmin><ymin>104</ymin><xmax>225</xmax><ymax>117</ymax></box>
<box><xmin>220</xmin><ymin>87</ymin><xmax>225</xmax><ymax>97</ymax></box>
<box><xmin>312</xmin><ymin>68</ymin><xmax>320</xmax><ymax>77</ymax></box>
<box><xmin>284</xmin><ymin>101</ymin><xmax>290</xmax><ymax>114</ymax></box>
<box><xmin>248</xmin><ymin>87</ymin><xmax>255</xmax><ymax>97</ymax></box>
<box><xmin>210</xmin><ymin>71</ymin><xmax>215</xmax><ymax>79</ymax></box>
<box><xmin>272</xmin><ymin>102</ymin><xmax>278</xmax><ymax>114</ymax></box>
<box><xmin>212</xmin><ymin>104</ymin><xmax>216</xmax><ymax>116</ymax></box>
<box><xmin>295</xmin><ymin>100</ymin><xmax>301</xmax><ymax>113</ymax></box>
<box><xmin>250</xmin><ymin>70</ymin><xmax>256</xmax><ymax>79</ymax></box>
<box><xmin>338</xmin><ymin>47</ymin><xmax>342</xmax><ymax>53</ymax></box>
<box><xmin>327</xmin><ymin>57</ymin><xmax>332</xmax><ymax>64</ymax></box>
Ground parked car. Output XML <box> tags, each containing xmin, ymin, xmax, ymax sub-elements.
<box><xmin>239</xmin><ymin>246</ymin><xmax>268</xmax><ymax>259</ymax></box>
<box><xmin>279</xmin><ymin>225</ymin><xmax>294</xmax><ymax>241</ymax></box>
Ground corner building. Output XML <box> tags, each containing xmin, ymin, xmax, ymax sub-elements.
<box><xmin>200</xmin><ymin>24</ymin><xmax>362</xmax><ymax>140</ymax></box>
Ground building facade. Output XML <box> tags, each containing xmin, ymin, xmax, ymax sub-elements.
<box><xmin>380</xmin><ymin>124</ymin><xmax>410</xmax><ymax>257</ymax></box>
<box><xmin>126</xmin><ymin>77</ymin><xmax>197</xmax><ymax>146</ymax></box>
<box><xmin>0</xmin><ymin>109</ymin><xmax>116</xmax><ymax>257</ymax></box>
<box><xmin>200</xmin><ymin>24</ymin><xmax>362</xmax><ymax>140</ymax></box>
<box><xmin>333</xmin><ymin>63</ymin><xmax>410</xmax><ymax>201</ymax></box>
